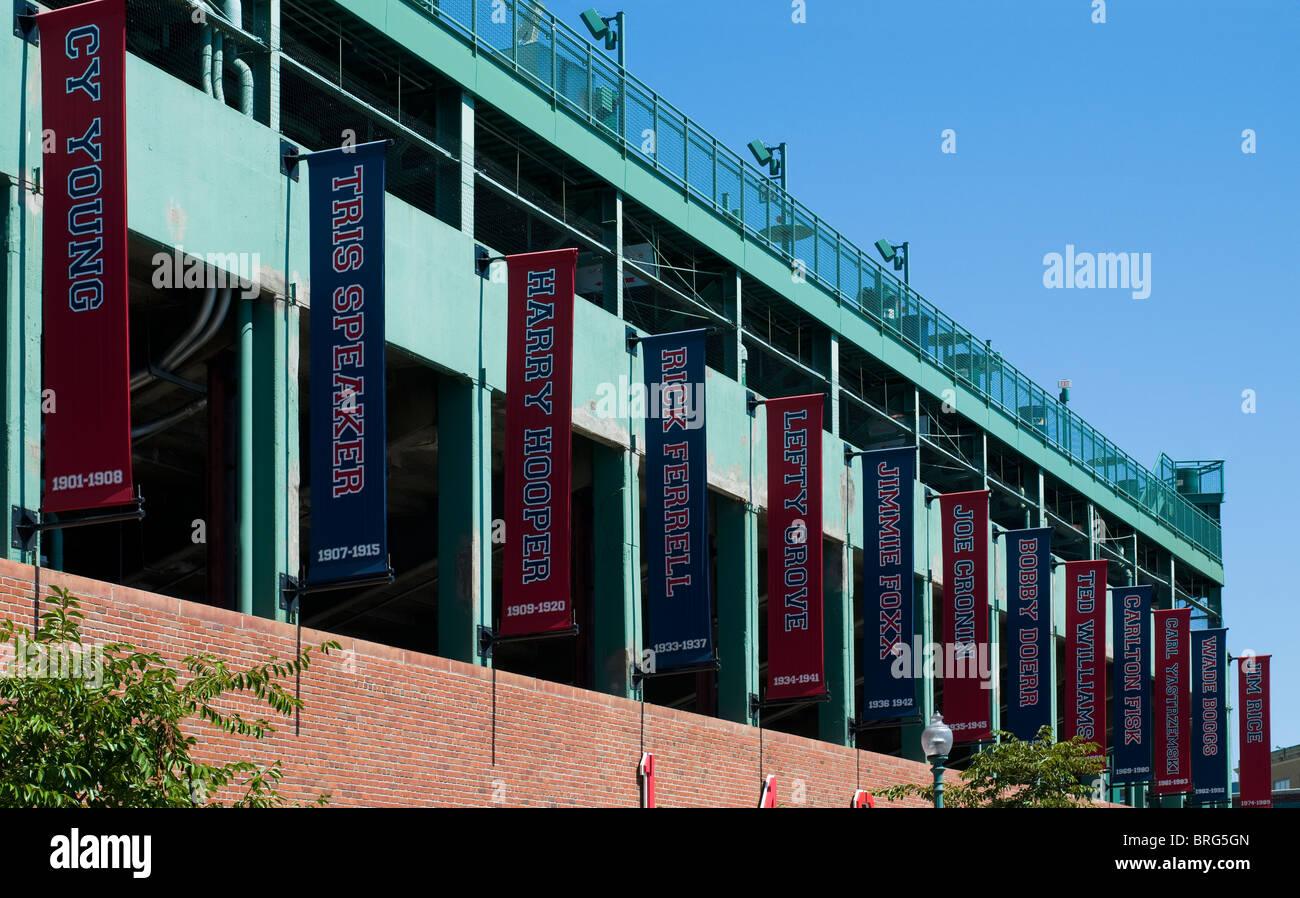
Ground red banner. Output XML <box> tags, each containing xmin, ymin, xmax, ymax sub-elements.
<box><xmin>1154</xmin><ymin>608</ymin><xmax>1191</xmax><ymax>795</ymax></box>
<box><xmin>1063</xmin><ymin>560</ymin><xmax>1107</xmax><ymax>753</ymax></box>
<box><xmin>1238</xmin><ymin>654</ymin><xmax>1272</xmax><ymax>808</ymax></box>
<box><xmin>764</xmin><ymin>395</ymin><xmax>824</xmax><ymax>701</ymax></box>
<box><xmin>39</xmin><ymin>0</ymin><xmax>134</xmax><ymax>512</ymax></box>
<box><xmin>501</xmin><ymin>249</ymin><xmax>577</xmax><ymax>636</ymax></box>
<box><xmin>938</xmin><ymin>490</ymin><xmax>990</xmax><ymax>741</ymax></box>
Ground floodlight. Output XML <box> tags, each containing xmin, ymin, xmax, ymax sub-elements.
<box><xmin>580</xmin><ymin>8</ymin><xmax>609</xmax><ymax>39</ymax></box>
<box><xmin>874</xmin><ymin>238</ymin><xmax>895</xmax><ymax>262</ymax></box>
<box><xmin>748</xmin><ymin>139</ymin><xmax>772</xmax><ymax>168</ymax></box>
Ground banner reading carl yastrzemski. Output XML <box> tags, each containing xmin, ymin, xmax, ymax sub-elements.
<box><xmin>1063</xmin><ymin>560</ymin><xmax>1107</xmax><ymax>755</ymax></box>
<box><xmin>1191</xmin><ymin>628</ymin><xmax>1228</xmax><ymax>803</ymax></box>
<box><xmin>306</xmin><ymin>143</ymin><xmax>388</xmax><ymax>585</ymax></box>
<box><xmin>1112</xmin><ymin>585</ymin><xmax>1153</xmax><ymax>785</ymax></box>
<box><xmin>938</xmin><ymin>490</ymin><xmax>991</xmax><ymax>741</ymax></box>
<box><xmin>642</xmin><ymin>330</ymin><xmax>713</xmax><ymax>670</ymax></box>
<box><xmin>1154</xmin><ymin>608</ymin><xmax>1191</xmax><ymax>796</ymax></box>
<box><xmin>1004</xmin><ymin>528</ymin><xmax>1051</xmax><ymax>741</ymax></box>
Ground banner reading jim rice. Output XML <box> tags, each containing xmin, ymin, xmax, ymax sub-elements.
<box><xmin>501</xmin><ymin>249</ymin><xmax>577</xmax><ymax>636</ymax></box>
<box><xmin>1004</xmin><ymin>528</ymin><xmax>1051</xmax><ymax>741</ymax></box>
<box><xmin>1237</xmin><ymin>654</ymin><xmax>1272</xmax><ymax>808</ymax></box>
<box><xmin>306</xmin><ymin>143</ymin><xmax>388</xmax><ymax>585</ymax></box>
<box><xmin>1191</xmin><ymin>628</ymin><xmax>1228</xmax><ymax>804</ymax></box>
<box><xmin>1063</xmin><ymin>560</ymin><xmax>1107</xmax><ymax>755</ymax></box>
<box><xmin>1154</xmin><ymin>608</ymin><xmax>1191</xmax><ymax>795</ymax></box>
<box><xmin>938</xmin><ymin>490</ymin><xmax>991</xmax><ymax>741</ymax></box>
<box><xmin>39</xmin><ymin>0</ymin><xmax>134</xmax><ymax>513</ymax></box>
<box><xmin>765</xmin><ymin>395</ymin><xmax>825</xmax><ymax>702</ymax></box>
<box><xmin>1112</xmin><ymin>585</ymin><xmax>1153</xmax><ymax>784</ymax></box>
<box><xmin>642</xmin><ymin>329</ymin><xmax>713</xmax><ymax>670</ymax></box>
<box><xmin>859</xmin><ymin>447</ymin><xmax>917</xmax><ymax>722</ymax></box>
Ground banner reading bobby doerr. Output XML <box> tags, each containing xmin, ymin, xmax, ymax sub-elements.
<box><xmin>1112</xmin><ymin>585</ymin><xmax>1153</xmax><ymax>785</ymax></box>
<box><xmin>1154</xmin><ymin>607</ymin><xmax>1191</xmax><ymax>796</ymax></box>
<box><xmin>765</xmin><ymin>395</ymin><xmax>824</xmax><ymax>702</ymax></box>
<box><xmin>642</xmin><ymin>330</ymin><xmax>713</xmax><ymax>670</ymax></box>
<box><xmin>860</xmin><ymin>447</ymin><xmax>916</xmax><ymax>722</ymax></box>
<box><xmin>1191</xmin><ymin>628</ymin><xmax>1228</xmax><ymax>804</ymax></box>
<box><xmin>1004</xmin><ymin>528</ymin><xmax>1051</xmax><ymax>741</ymax></box>
<box><xmin>939</xmin><ymin>490</ymin><xmax>991</xmax><ymax>741</ymax></box>
<box><xmin>306</xmin><ymin>143</ymin><xmax>388</xmax><ymax>585</ymax></box>
<box><xmin>1238</xmin><ymin>654</ymin><xmax>1272</xmax><ymax>808</ymax></box>
<box><xmin>40</xmin><ymin>0</ymin><xmax>135</xmax><ymax>513</ymax></box>
<box><xmin>1063</xmin><ymin>560</ymin><xmax>1107</xmax><ymax>755</ymax></box>
<box><xmin>502</xmin><ymin>249</ymin><xmax>577</xmax><ymax>637</ymax></box>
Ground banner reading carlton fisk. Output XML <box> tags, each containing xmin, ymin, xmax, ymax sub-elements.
<box><xmin>860</xmin><ymin>447</ymin><xmax>916</xmax><ymax>721</ymax></box>
<box><xmin>502</xmin><ymin>249</ymin><xmax>577</xmax><ymax>636</ymax></box>
<box><xmin>1191</xmin><ymin>628</ymin><xmax>1228</xmax><ymax>804</ymax></box>
<box><xmin>1154</xmin><ymin>608</ymin><xmax>1191</xmax><ymax>795</ymax></box>
<box><xmin>1112</xmin><ymin>585</ymin><xmax>1153</xmax><ymax>784</ymax></box>
<box><xmin>938</xmin><ymin>490</ymin><xmax>990</xmax><ymax>741</ymax></box>
<box><xmin>40</xmin><ymin>0</ymin><xmax>134</xmax><ymax>512</ymax></box>
<box><xmin>1238</xmin><ymin>654</ymin><xmax>1272</xmax><ymax>808</ymax></box>
<box><xmin>1063</xmin><ymin>560</ymin><xmax>1107</xmax><ymax>754</ymax></box>
<box><xmin>1004</xmin><ymin>528</ymin><xmax>1051</xmax><ymax>741</ymax></box>
<box><xmin>765</xmin><ymin>395</ymin><xmax>824</xmax><ymax>701</ymax></box>
<box><xmin>306</xmin><ymin>144</ymin><xmax>388</xmax><ymax>585</ymax></box>
<box><xmin>642</xmin><ymin>330</ymin><xmax>713</xmax><ymax>670</ymax></box>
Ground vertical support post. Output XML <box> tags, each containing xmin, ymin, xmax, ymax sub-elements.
<box><xmin>459</xmin><ymin>92</ymin><xmax>475</xmax><ymax>238</ymax></box>
<box><xmin>721</xmin><ymin>270</ymin><xmax>743</xmax><ymax>383</ymax></box>
<box><xmin>717</xmin><ymin>495</ymin><xmax>759</xmax><ymax>725</ymax></box>
<box><xmin>981</xmin><ymin>432</ymin><xmax>999</xmax><ymax>741</ymax></box>
<box><xmin>818</xmin><ymin>537</ymin><xmax>852</xmax><ymax>745</ymax></box>
<box><xmin>592</xmin><ymin>441</ymin><xmax>639</xmax><ymax>697</ymax></box>
<box><xmin>600</xmin><ymin>189</ymin><xmax>623</xmax><ymax>318</ymax></box>
<box><xmin>251</xmin><ymin>295</ymin><xmax>290</xmax><ymax>621</ymax></box>
<box><xmin>237</xmin><ymin>298</ymin><xmax>255</xmax><ymax>611</ymax></box>
<box><xmin>827</xmin><ymin>332</ymin><xmax>840</xmax><ymax>438</ymax></box>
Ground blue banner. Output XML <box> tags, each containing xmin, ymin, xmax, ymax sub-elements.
<box><xmin>306</xmin><ymin>143</ymin><xmax>388</xmax><ymax>585</ymax></box>
<box><xmin>1112</xmin><ymin>585</ymin><xmax>1152</xmax><ymax>784</ymax></box>
<box><xmin>642</xmin><ymin>330</ymin><xmax>713</xmax><ymax>670</ymax></box>
<box><xmin>1004</xmin><ymin>528</ymin><xmax>1052</xmax><ymax>741</ymax></box>
<box><xmin>1192</xmin><ymin>627</ymin><xmax>1229</xmax><ymax>803</ymax></box>
<box><xmin>859</xmin><ymin>446</ymin><xmax>917</xmax><ymax>721</ymax></box>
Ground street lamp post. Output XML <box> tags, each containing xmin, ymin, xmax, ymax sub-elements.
<box><xmin>921</xmin><ymin>713</ymin><xmax>954</xmax><ymax>808</ymax></box>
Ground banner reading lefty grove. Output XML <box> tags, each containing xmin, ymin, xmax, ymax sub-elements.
<box><xmin>1154</xmin><ymin>607</ymin><xmax>1191</xmax><ymax>796</ymax></box>
<box><xmin>1063</xmin><ymin>560</ymin><xmax>1107</xmax><ymax>754</ymax></box>
<box><xmin>1004</xmin><ymin>528</ymin><xmax>1051</xmax><ymax>741</ymax></box>
<box><xmin>642</xmin><ymin>330</ymin><xmax>713</xmax><ymax>670</ymax></box>
<box><xmin>306</xmin><ymin>143</ymin><xmax>388</xmax><ymax>585</ymax></box>
<box><xmin>1112</xmin><ymin>585</ymin><xmax>1153</xmax><ymax>785</ymax></box>
<box><xmin>765</xmin><ymin>395</ymin><xmax>824</xmax><ymax>702</ymax></box>
<box><xmin>1191</xmin><ymin>628</ymin><xmax>1228</xmax><ymax>804</ymax></box>
<box><xmin>39</xmin><ymin>0</ymin><xmax>135</xmax><ymax>513</ymax></box>
<box><xmin>502</xmin><ymin>249</ymin><xmax>577</xmax><ymax>636</ymax></box>
<box><xmin>860</xmin><ymin>447</ymin><xmax>917</xmax><ymax>722</ymax></box>
<box><xmin>938</xmin><ymin>490</ymin><xmax>991</xmax><ymax>741</ymax></box>
<box><xmin>1238</xmin><ymin>654</ymin><xmax>1272</xmax><ymax>808</ymax></box>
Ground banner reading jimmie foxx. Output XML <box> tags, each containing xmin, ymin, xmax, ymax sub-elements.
<box><xmin>938</xmin><ymin>490</ymin><xmax>991</xmax><ymax>741</ymax></box>
<box><xmin>1112</xmin><ymin>585</ymin><xmax>1153</xmax><ymax>784</ymax></box>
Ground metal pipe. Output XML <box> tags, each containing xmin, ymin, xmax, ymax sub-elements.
<box><xmin>212</xmin><ymin>32</ymin><xmax>224</xmax><ymax>104</ymax></box>
<box><xmin>131</xmin><ymin>398</ymin><xmax>208</xmax><ymax>441</ymax></box>
<box><xmin>130</xmin><ymin>286</ymin><xmax>217</xmax><ymax>392</ymax></box>
<box><xmin>238</xmin><ymin>298</ymin><xmax>254</xmax><ymax>613</ymax></box>
<box><xmin>201</xmin><ymin>26</ymin><xmax>214</xmax><ymax>96</ymax></box>
<box><xmin>231</xmin><ymin>56</ymin><xmax>254</xmax><ymax>116</ymax></box>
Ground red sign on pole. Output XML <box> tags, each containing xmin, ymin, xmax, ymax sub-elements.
<box><xmin>1154</xmin><ymin>608</ymin><xmax>1191</xmax><ymax>795</ymax></box>
<box><xmin>501</xmin><ymin>249</ymin><xmax>577</xmax><ymax>637</ymax></box>
<box><xmin>938</xmin><ymin>490</ymin><xmax>991</xmax><ymax>741</ymax></box>
<box><xmin>1237</xmin><ymin>654</ymin><xmax>1272</xmax><ymax>808</ymax></box>
<box><xmin>764</xmin><ymin>395</ymin><xmax>824</xmax><ymax>702</ymax></box>
<box><xmin>39</xmin><ymin>0</ymin><xmax>134</xmax><ymax>513</ymax></box>
<box><xmin>1063</xmin><ymin>560</ymin><xmax>1108</xmax><ymax>754</ymax></box>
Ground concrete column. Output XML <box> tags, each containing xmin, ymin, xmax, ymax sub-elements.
<box><xmin>818</xmin><ymin>538</ymin><xmax>853</xmax><ymax>745</ymax></box>
<box><xmin>459</xmin><ymin>93</ymin><xmax>475</xmax><ymax>238</ymax></box>
<box><xmin>601</xmin><ymin>190</ymin><xmax>623</xmax><ymax>318</ymax></box>
<box><xmin>2</xmin><ymin>177</ymin><xmax>41</xmax><ymax>562</ymax></box>
<box><xmin>828</xmin><ymin>333</ymin><xmax>840</xmax><ymax>438</ymax></box>
<box><xmin>717</xmin><ymin>495</ymin><xmax>759</xmax><ymax>725</ymax></box>
<box><xmin>237</xmin><ymin>298</ymin><xmax>255</xmax><ymax>610</ymax></box>
<box><xmin>249</xmin><ymin>295</ymin><xmax>291</xmax><ymax>621</ymax></box>
<box><xmin>721</xmin><ymin>271</ymin><xmax>743</xmax><ymax>383</ymax></box>
<box><xmin>592</xmin><ymin>441</ymin><xmax>640</xmax><ymax>697</ymax></box>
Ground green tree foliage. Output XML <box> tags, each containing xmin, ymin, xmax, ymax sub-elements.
<box><xmin>875</xmin><ymin>726</ymin><xmax>1107</xmax><ymax>808</ymax></box>
<box><xmin>0</xmin><ymin>587</ymin><xmax>337</xmax><ymax>807</ymax></box>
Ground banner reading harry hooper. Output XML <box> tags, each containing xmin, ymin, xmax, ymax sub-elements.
<box><xmin>39</xmin><ymin>0</ymin><xmax>135</xmax><ymax>513</ymax></box>
<box><xmin>1063</xmin><ymin>560</ymin><xmax>1107</xmax><ymax>755</ymax></box>
<box><xmin>502</xmin><ymin>249</ymin><xmax>577</xmax><ymax>636</ymax></box>
<box><xmin>1154</xmin><ymin>608</ymin><xmax>1191</xmax><ymax>795</ymax></box>
<box><xmin>765</xmin><ymin>395</ymin><xmax>824</xmax><ymax>702</ymax></box>
<box><xmin>1004</xmin><ymin>528</ymin><xmax>1051</xmax><ymax>741</ymax></box>
<box><xmin>938</xmin><ymin>490</ymin><xmax>991</xmax><ymax>741</ymax></box>
<box><xmin>859</xmin><ymin>447</ymin><xmax>916</xmax><ymax>722</ymax></box>
<box><xmin>306</xmin><ymin>143</ymin><xmax>388</xmax><ymax>585</ymax></box>
<box><xmin>1112</xmin><ymin>585</ymin><xmax>1153</xmax><ymax>784</ymax></box>
<box><xmin>1191</xmin><ymin>628</ymin><xmax>1228</xmax><ymax>804</ymax></box>
<box><xmin>642</xmin><ymin>330</ymin><xmax>713</xmax><ymax>670</ymax></box>
<box><xmin>1238</xmin><ymin>654</ymin><xmax>1272</xmax><ymax>808</ymax></box>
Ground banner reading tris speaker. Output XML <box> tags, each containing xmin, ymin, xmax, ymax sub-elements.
<box><xmin>765</xmin><ymin>395</ymin><xmax>824</xmax><ymax>702</ymax></box>
<box><xmin>40</xmin><ymin>0</ymin><xmax>135</xmax><ymax>513</ymax></box>
<box><xmin>938</xmin><ymin>490</ymin><xmax>991</xmax><ymax>741</ymax></box>
<box><xmin>501</xmin><ymin>249</ymin><xmax>577</xmax><ymax>637</ymax></box>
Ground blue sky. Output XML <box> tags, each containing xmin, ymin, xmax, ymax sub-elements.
<box><xmin>547</xmin><ymin>0</ymin><xmax>1300</xmax><ymax>749</ymax></box>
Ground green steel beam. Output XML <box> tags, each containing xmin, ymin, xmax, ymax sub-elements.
<box><xmin>591</xmin><ymin>441</ymin><xmax>640</xmax><ymax>697</ymax></box>
<box><xmin>237</xmin><ymin>298</ymin><xmax>254</xmax><ymax>611</ymax></box>
<box><xmin>717</xmin><ymin>494</ymin><xmax>758</xmax><ymax>725</ymax></box>
<box><xmin>818</xmin><ymin>539</ymin><xmax>852</xmax><ymax>746</ymax></box>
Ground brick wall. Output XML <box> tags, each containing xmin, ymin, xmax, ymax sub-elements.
<box><xmin>0</xmin><ymin>559</ymin><xmax>937</xmax><ymax>807</ymax></box>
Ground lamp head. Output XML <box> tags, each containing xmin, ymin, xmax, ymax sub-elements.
<box><xmin>921</xmin><ymin>713</ymin><xmax>954</xmax><ymax>760</ymax></box>
<box><xmin>875</xmin><ymin>238</ymin><xmax>896</xmax><ymax>263</ymax></box>
<box><xmin>748</xmin><ymin>139</ymin><xmax>773</xmax><ymax>168</ymax></box>
<box><xmin>580</xmin><ymin>8</ymin><xmax>610</xmax><ymax>39</ymax></box>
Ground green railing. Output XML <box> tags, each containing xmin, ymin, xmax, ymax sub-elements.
<box><xmin>408</xmin><ymin>0</ymin><xmax>1222</xmax><ymax>561</ymax></box>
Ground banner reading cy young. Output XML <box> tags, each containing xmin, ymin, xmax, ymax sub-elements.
<box><xmin>1112</xmin><ymin>585</ymin><xmax>1153</xmax><ymax>784</ymax></box>
<box><xmin>1191</xmin><ymin>628</ymin><xmax>1228</xmax><ymax>804</ymax></box>
<box><xmin>1064</xmin><ymin>560</ymin><xmax>1107</xmax><ymax>755</ymax></box>
<box><xmin>765</xmin><ymin>395</ymin><xmax>824</xmax><ymax>702</ymax></box>
<box><xmin>860</xmin><ymin>447</ymin><xmax>916</xmax><ymax>722</ymax></box>
<box><xmin>502</xmin><ymin>249</ymin><xmax>577</xmax><ymax>636</ymax></box>
<box><xmin>939</xmin><ymin>490</ymin><xmax>991</xmax><ymax>741</ymax></box>
<box><xmin>306</xmin><ymin>143</ymin><xmax>388</xmax><ymax>585</ymax></box>
<box><xmin>40</xmin><ymin>0</ymin><xmax>134</xmax><ymax>513</ymax></box>
<box><xmin>642</xmin><ymin>330</ymin><xmax>713</xmax><ymax>670</ymax></box>
<box><xmin>1004</xmin><ymin>528</ymin><xmax>1051</xmax><ymax>741</ymax></box>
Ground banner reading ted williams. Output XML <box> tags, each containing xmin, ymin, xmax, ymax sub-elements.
<box><xmin>1004</xmin><ymin>528</ymin><xmax>1051</xmax><ymax>741</ymax></box>
<box><xmin>938</xmin><ymin>490</ymin><xmax>990</xmax><ymax>741</ymax></box>
<box><xmin>1154</xmin><ymin>608</ymin><xmax>1191</xmax><ymax>795</ymax></box>
<box><xmin>40</xmin><ymin>0</ymin><xmax>134</xmax><ymax>513</ymax></box>
<box><xmin>765</xmin><ymin>395</ymin><xmax>824</xmax><ymax>701</ymax></box>
<box><xmin>859</xmin><ymin>447</ymin><xmax>916</xmax><ymax>721</ymax></box>
<box><xmin>1238</xmin><ymin>654</ymin><xmax>1272</xmax><ymax>808</ymax></box>
<box><xmin>1112</xmin><ymin>585</ymin><xmax>1153</xmax><ymax>785</ymax></box>
<box><xmin>642</xmin><ymin>330</ymin><xmax>712</xmax><ymax>670</ymax></box>
<box><xmin>1063</xmin><ymin>560</ymin><xmax>1107</xmax><ymax>754</ymax></box>
<box><xmin>501</xmin><ymin>249</ymin><xmax>577</xmax><ymax>636</ymax></box>
<box><xmin>306</xmin><ymin>143</ymin><xmax>388</xmax><ymax>585</ymax></box>
<box><xmin>1191</xmin><ymin>628</ymin><xmax>1228</xmax><ymax>804</ymax></box>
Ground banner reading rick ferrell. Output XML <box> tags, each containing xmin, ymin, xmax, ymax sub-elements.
<box><xmin>1154</xmin><ymin>607</ymin><xmax>1191</xmax><ymax>795</ymax></box>
<box><xmin>939</xmin><ymin>490</ymin><xmax>991</xmax><ymax>741</ymax></box>
<box><xmin>1112</xmin><ymin>585</ymin><xmax>1153</xmax><ymax>784</ymax></box>
<box><xmin>1004</xmin><ymin>528</ymin><xmax>1051</xmax><ymax>741</ymax></box>
<box><xmin>1063</xmin><ymin>560</ymin><xmax>1107</xmax><ymax>755</ymax></box>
